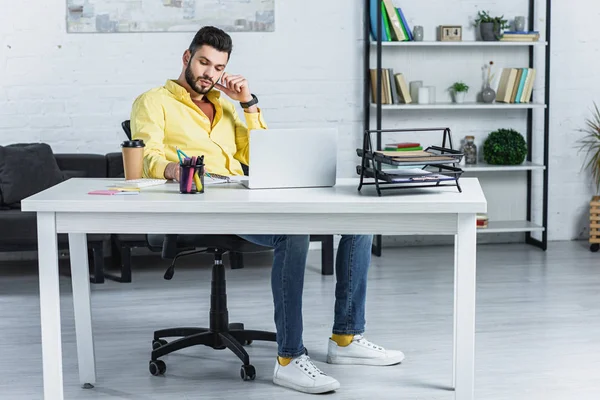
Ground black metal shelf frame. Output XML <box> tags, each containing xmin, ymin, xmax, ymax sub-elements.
<box><xmin>363</xmin><ymin>0</ymin><xmax>551</xmax><ymax>256</ymax></box>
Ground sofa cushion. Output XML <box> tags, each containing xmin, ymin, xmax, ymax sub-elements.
<box><xmin>0</xmin><ymin>143</ymin><xmax>65</xmax><ymax>205</ymax></box>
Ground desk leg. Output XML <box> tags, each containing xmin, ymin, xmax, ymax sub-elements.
<box><xmin>454</xmin><ymin>213</ymin><xmax>476</xmax><ymax>400</ymax></box>
<box><xmin>69</xmin><ymin>233</ymin><xmax>97</xmax><ymax>389</ymax></box>
<box><xmin>37</xmin><ymin>212</ymin><xmax>64</xmax><ymax>400</ymax></box>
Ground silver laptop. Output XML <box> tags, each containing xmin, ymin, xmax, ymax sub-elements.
<box><xmin>240</xmin><ymin>128</ymin><xmax>338</xmax><ymax>189</ymax></box>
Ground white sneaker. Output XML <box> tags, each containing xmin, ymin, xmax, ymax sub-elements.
<box><xmin>273</xmin><ymin>354</ymin><xmax>340</xmax><ymax>394</ymax></box>
<box><xmin>326</xmin><ymin>335</ymin><xmax>405</xmax><ymax>366</ymax></box>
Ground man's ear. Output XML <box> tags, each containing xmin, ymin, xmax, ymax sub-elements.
<box><xmin>183</xmin><ymin>49</ymin><xmax>191</xmax><ymax>66</ymax></box>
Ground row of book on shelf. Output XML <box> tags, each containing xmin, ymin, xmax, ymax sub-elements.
<box><xmin>369</xmin><ymin>0</ymin><xmax>412</xmax><ymax>41</ymax></box>
<box><xmin>499</xmin><ymin>31</ymin><xmax>540</xmax><ymax>42</ymax></box>
<box><xmin>368</xmin><ymin>67</ymin><xmax>537</xmax><ymax>105</ymax></box>
<box><xmin>369</xmin><ymin>68</ymin><xmax>411</xmax><ymax>104</ymax></box>
<box><xmin>495</xmin><ymin>68</ymin><xmax>537</xmax><ymax>103</ymax></box>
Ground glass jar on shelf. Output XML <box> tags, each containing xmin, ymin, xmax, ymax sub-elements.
<box><xmin>462</xmin><ymin>135</ymin><xmax>477</xmax><ymax>164</ymax></box>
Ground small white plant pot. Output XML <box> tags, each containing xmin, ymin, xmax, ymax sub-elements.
<box><xmin>454</xmin><ymin>91</ymin><xmax>466</xmax><ymax>103</ymax></box>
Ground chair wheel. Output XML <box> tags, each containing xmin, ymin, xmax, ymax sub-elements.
<box><xmin>244</xmin><ymin>340</ymin><xmax>253</xmax><ymax>346</ymax></box>
<box><xmin>240</xmin><ymin>364</ymin><xmax>256</xmax><ymax>381</ymax></box>
<box><xmin>152</xmin><ymin>339</ymin><xmax>168</xmax><ymax>350</ymax></box>
<box><xmin>591</xmin><ymin>243</ymin><xmax>599</xmax><ymax>252</ymax></box>
<box><xmin>149</xmin><ymin>360</ymin><xmax>166</xmax><ymax>376</ymax></box>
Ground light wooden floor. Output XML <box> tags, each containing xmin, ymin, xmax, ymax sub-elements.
<box><xmin>1</xmin><ymin>241</ymin><xmax>599</xmax><ymax>400</ymax></box>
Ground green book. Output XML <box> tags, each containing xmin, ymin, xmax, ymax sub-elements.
<box><xmin>381</xmin><ymin>1</ymin><xmax>393</xmax><ymax>41</ymax></box>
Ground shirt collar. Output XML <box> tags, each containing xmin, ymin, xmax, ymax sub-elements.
<box><xmin>165</xmin><ymin>79</ymin><xmax>221</xmax><ymax>101</ymax></box>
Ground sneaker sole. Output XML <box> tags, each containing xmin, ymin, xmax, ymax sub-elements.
<box><xmin>273</xmin><ymin>377</ymin><xmax>340</xmax><ymax>394</ymax></box>
<box><xmin>326</xmin><ymin>353</ymin><xmax>405</xmax><ymax>366</ymax></box>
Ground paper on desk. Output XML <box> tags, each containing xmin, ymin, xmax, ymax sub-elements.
<box><xmin>381</xmin><ymin>168</ymin><xmax>432</xmax><ymax>177</ymax></box>
<box><xmin>204</xmin><ymin>175</ymin><xmax>246</xmax><ymax>185</ymax></box>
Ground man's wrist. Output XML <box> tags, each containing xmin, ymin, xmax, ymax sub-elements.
<box><xmin>164</xmin><ymin>162</ymin><xmax>178</xmax><ymax>180</ymax></box>
<box><xmin>240</xmin><ymin>94</ymin><xmax>258</xmax><ymax>109</ymax></box>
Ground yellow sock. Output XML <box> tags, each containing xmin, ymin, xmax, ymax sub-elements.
<box><xmin>277</xmin><ymin>356</ymin><xmax>292</xmax><ymax>366</ymax></box>
<box><xmin>331</xmin><ymin>333</ymin><xmax>354</xmax><ymax>347</ymax></box>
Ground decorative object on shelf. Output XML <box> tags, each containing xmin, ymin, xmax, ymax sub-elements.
<box><xmin>439</xmin><ymin>25</ymin><xmax>462</xmax><ymax>41</ymax></box>
<box><xmin>413</xmin><ymin>25</ymin><xmax>424</xmax><ymax>41</ymax></box>
<box><xmin>462</xmin><ymin>135</ymin><xmax>478</xmax><ymax>164</ymax></box>
<box><xmin>474</xmin><ymin>10</ymin><xmax>508</xmax><ymax>41</ymax></box>
<box><xmin>481</xmin><ymin>60</ymin><xmax>496</xmax><ymax>103</ymax></box>
<box><xmin>514</xmin><ymin>16</ymin><xmax>526</xmax><ymax>32</ymax></box>
<box><xmin>483</xmin><ymin>128</ymin><xmax>527</xmax><ymax>165</ymax></box>
<box><xmin>427</xmin><ymin>86</ymin><xmax>436</xmax><ymax>103</ymax></box>
<box><xmin>576</xmin><ymin>102</ymin><xmax>600</xmax><ymax>193</ymax></box>
<box><xmin>418</xmin><ymin>87</ymin><xmax>430</xmax><ymax>104</ymax></box>
<box><xmin>409</xmin><ymin>80</ymin><xmax>423</xmax><ymax>102</ymax></box>
<box><xmin>449</xmin><ymin>81</ymin><xmax>469</xmax><ymax>103</ymax></box>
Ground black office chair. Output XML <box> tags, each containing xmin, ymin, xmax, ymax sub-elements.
<box><xmin>122</xmin><ymin>120</ymin><xmax>132</xmax><ymax>140</ymax></box>
<box><xmin>147</xmin><ymin>234</ymin><xmax>277</xmax><ymax>381</ymax></box>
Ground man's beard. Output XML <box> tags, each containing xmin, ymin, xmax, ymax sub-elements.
<box><xmin>185</xmin><ymin>64</ymin><xmax>215</xmax><ymax>95</ymax></box>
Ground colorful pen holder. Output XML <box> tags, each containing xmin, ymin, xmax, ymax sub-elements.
<box><xmin>179</xmin><ymin>164</ymin><xmax>204</xmax><ymax>194</ymax></box>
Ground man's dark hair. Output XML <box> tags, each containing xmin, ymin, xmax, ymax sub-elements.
<box><xmin>189</xmin><ymin>26</ymin><xmax>233</xmax><ymax>58</ymax></box>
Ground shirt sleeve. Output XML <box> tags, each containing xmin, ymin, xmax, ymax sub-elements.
<box><xmin>130</xmin><ymin>93</ymin><xmax>171</xmax><ymax>179</ymax></box>
<box><xmin>232</xmin><ymin>105</ymin><xmax>267</xmax><ymax>166</ymax></box>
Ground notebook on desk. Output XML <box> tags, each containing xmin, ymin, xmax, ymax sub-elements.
<box><xmin>240</xmin><ymin>128</ymin><xmax>338</xmax><ymax>189</ymax></box>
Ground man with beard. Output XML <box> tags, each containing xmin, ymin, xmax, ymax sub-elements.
<box><xmin>131</xmin><ymin>26</ymin><xmax>404</xmax><ymax>395</ymax></box>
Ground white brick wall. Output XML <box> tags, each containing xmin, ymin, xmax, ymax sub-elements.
<box><xmin>0</xmin><ymin>0</ymin><xmax>597</xmax><ymax>242</ymax></box>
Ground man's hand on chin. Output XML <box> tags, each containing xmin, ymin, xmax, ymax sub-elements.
<box><xmin>215</xmin><ymin>72</ymin><xmax>258</xmax><ymax>113</ymax></box>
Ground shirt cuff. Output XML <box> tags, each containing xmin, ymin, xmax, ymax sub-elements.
<box><xmin>244</xmin><ymin>107</ymin><xmax>267</xmax><ymax>130</ymax></box>
<box><xmin>150</xmin><ymin>158</ymin><xmax>172</xmax><ymax>179</ymax></box>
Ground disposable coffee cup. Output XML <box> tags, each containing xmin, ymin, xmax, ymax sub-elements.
<box><xmin>121</xmin><ymin>140</ymin><xmax>145</xmax><ymax>180</ymax></box>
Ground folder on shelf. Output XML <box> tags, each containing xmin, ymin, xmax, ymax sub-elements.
<box><xmin>369</xmin><ymin>0</ymin><xmax>390</xmax><ymax>41</ymax></box>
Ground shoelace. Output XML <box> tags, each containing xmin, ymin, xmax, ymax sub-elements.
<box><xmin>354</xmin><ymin>335</ymin><xmax>384</xmax><ymax>350</ymax></box>
<box><xmin>294</xmin><ymin>355</ymin><xmax>326</xmax><ymax>379</ymax></box>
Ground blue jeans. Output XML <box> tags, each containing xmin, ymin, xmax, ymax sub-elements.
<box><xmin>237</xmin><ymin>234</ymin><xmax>373</xmax><ymax>358</ymax></box>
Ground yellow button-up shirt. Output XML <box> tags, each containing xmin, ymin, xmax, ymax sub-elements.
<box><xmin>131</xmin><ymin>80</ymin><xmax>267</xmax><ymax>178</ymax></box>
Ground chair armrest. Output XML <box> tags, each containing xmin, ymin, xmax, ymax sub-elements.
<box><xmin>106</xmin><ymin>152</ymin><xmax>124</xmax><ymax>178</ymax></box>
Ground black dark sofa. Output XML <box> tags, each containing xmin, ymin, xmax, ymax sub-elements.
<box><xmin>0</xmin><ymin>144</ymin><xmax>334</xmax><ymax>284</ymax></box>
<box><xmin>0</xmin><ymin>147</ymin><xmax>113</xmax><ymax>282</ymax></box>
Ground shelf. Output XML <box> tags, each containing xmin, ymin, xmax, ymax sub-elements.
<box><xmin>477</xmin><ymin>220</ymin><xmax>545</xmax><ymax>234</ymax></box>
<box><xmin>461</xmin><ymin>161</ymin><xmax>546</xmax><ymax>172</ymax></box>
<box><xmin>371</xmin><ymin>102</ymin><xmax>546</xmax><ymax>110</ymax></box>
<box><xmin>370</xmin><ymin>41</ymin><xmax>547</xmax><ymax>47</ymax></box>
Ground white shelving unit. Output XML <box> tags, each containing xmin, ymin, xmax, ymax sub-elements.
<box><xmin>371</xmin><ymin>41</ymin><xmax>548</xmax><ymax>47</ymax></box>
<box><xmin>478</xmin><ymin>220</ymin><xmax>545</xmax><ymax>234</ymax></box>
<box><xmin>364</xmin><ymin>0</ymin><xmax>551</xmax><ymax>255</ymax></box>
<box><xmin>372</xmin><ymin>103</ymin><xmax>546</xmax><ymax>110</ymax></box>
<box><xmin>461</xmin><ymin>161</ymin><xmax>545</xmax><ymax>172</ymax></box>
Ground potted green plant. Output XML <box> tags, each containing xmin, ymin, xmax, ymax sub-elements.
<box><xmin>483</xmin><ymin>128</ymin><xmax>527</xmax><ymax>165</ymax></box>
<box><xmin>474</xmin><ymin>11</ymin><xmax>508</xmax><ymax>41</ymax></box>
<box><xmin>575</xmin><ymin>103</ymin><xmax>600</xmax><ymax>251</ymax></box>
<box><xmin>449</xmin><ymin>81</ymin><xmax>469</xmax><ymax>103</ymax></box>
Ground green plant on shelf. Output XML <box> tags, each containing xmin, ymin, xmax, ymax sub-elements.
<box><xmin>483</xmin><ymin>128</ymin><xmax>527</xmax><ymax>165</ymax></box>
<box><xmin>473</xmin><ymin>10</ymin><xmax>508</xmax><ymax>29</ymax></box>
<box><xmin>576</xmin><ymin>102</ymin><xmax>600</xmax><ymax>193</ymax></box>
<box><xmin>450</xmin><ymin>81</ymin><xmax>469</xmax><ymax>93</ymax></box>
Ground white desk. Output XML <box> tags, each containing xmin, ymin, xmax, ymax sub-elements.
<box><xmin>22</xmin><ymin>177</ymin><xmax>486</xmax><ymax>400</ymax></box>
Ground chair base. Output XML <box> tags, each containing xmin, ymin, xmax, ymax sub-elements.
<box><xmin>149</xmin><ymin>250</ymin><xmax>277</xmax><ymax>381</ymax></box>
<box><xmin>151</xmin><ymin>323</ymin><xmax>276</xmax><ymax>364</ymax></box>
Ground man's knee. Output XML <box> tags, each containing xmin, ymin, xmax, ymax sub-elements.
<box><xmin>273</xmin><ymin>235</ymin><xmax>310</xmax><ymax>250</ymax></box>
